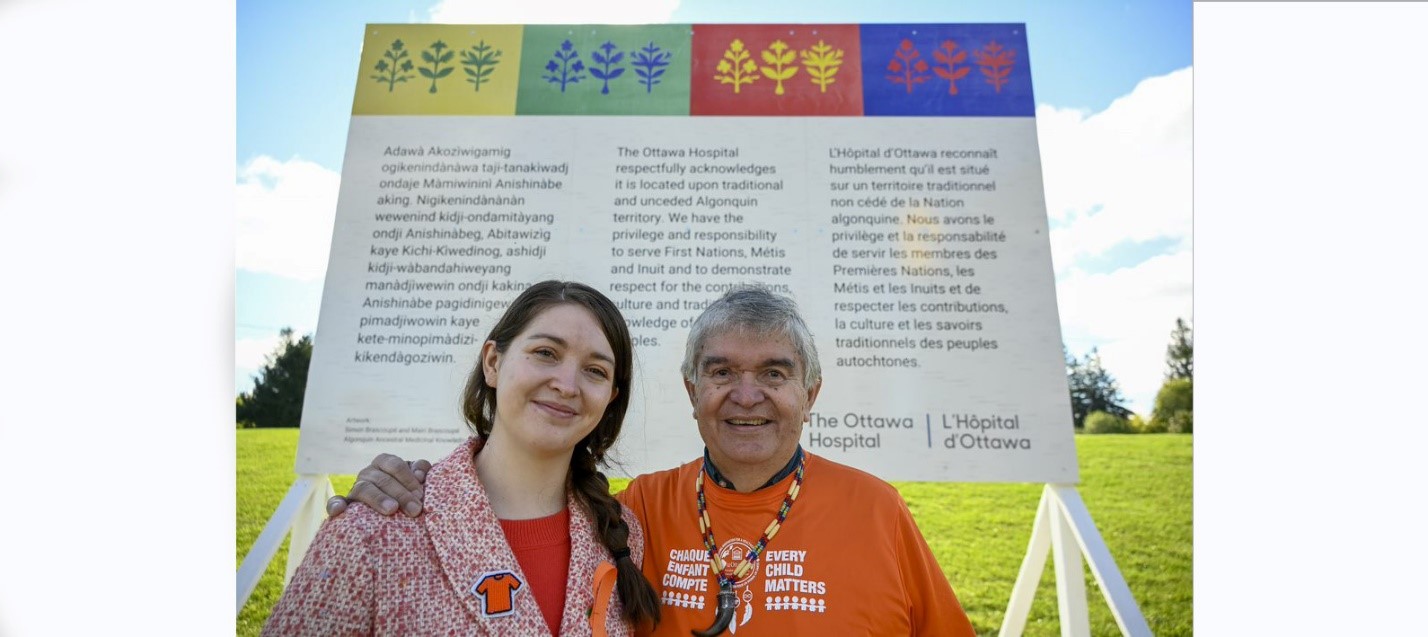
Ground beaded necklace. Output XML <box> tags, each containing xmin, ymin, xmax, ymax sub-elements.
<box><xmin>691</xmin><ymin>456</ymin><xmax>806</xmax><ymax>637</ymax></box>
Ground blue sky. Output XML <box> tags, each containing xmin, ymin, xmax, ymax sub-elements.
<box><xmin>236</xmin><ymin>0</ymin><xmax>1193</xmax><ymax>415</ymax></box>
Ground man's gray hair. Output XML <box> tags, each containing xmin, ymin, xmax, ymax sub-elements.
<box><xmin>680</xmin><ymin>284</ymin><xmax>822</xmax><ymax>389</ymax></box>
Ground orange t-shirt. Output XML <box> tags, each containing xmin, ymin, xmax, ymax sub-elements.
<box><xmin>618</xmin><ymin>451</ymin><xmax>976</xmax><ymax>636</ymax></box>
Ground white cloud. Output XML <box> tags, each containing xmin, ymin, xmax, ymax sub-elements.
<box><xmin>235</xmin><ymin>156</ymin><xmax>340</xmax><ymax>281</ymax></box>
<box><xmin>1056</xmin><ymin>250</ymin><xmax>1192</xmax><ymax>416</ymax></box>
<box><xmin>1036</xmin><ymin>67</ymin><xmax>1194</xmax><ymax>416</ymax></box>
<box><xmin>235</xmin><ymin>334</ymin><xmax>283</xmax><ymax>393</ymax></box>
<box><xmin>1038</xmin><ymin>67</ymin><xmax>1193</xmax><ymax>270</ymax></box>
<box><xmin>426</xmin><ymin>0</ymin><xmax>680</xmax><ymax>24</ymax></box>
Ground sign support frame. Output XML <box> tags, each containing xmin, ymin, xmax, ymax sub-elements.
<box><xmin>999</xmin><ymin>484</ymin><xmax>1153</xmax><ymax>637</ymax></box>
<box><xmin>236</xmin><ymin>475</ymin><xmax>333</xmax><ymax>616</ymax></box>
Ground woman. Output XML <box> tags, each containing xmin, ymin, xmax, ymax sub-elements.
<box><xmin>264</xmin><ymin>281</ymin><xmax>660</xmax><ymax>636</ymax></box>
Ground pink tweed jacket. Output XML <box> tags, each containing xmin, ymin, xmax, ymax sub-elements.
<box><xmin>263</xmin><ymin>438</ymin><xmax>642</xmax><ymax>636</ymax></box>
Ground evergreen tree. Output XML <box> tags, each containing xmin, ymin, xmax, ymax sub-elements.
<box><xmin>236</xmin><ymin>328</ymin><xmax>313</xmax><ymax>428</ymax></box>
<box><xmin>1066</xmin><ymin>347</ymin><xmax>1132</xmax><ymax>429</ymax></box>
<box><xmin>1165</xmin><ymin>317</ymin><xmax>1193</xmax><ymax>380</ymax></box>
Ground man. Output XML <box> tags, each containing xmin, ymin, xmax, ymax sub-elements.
<box><xmin>330</xmin><ymin>285</ymin><xmax>976</xmax><ymax>635</ymax></box>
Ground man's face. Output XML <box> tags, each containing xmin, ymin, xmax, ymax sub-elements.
<box><xmin>684</xmin><ymin>328</ymin><xmax>822</xmax><ymax>485</ymax></box>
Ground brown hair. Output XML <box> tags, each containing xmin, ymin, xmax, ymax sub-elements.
<box><xmin>461</xmin><ymin>280</ymin><xmax>659</xmax><ymax>626</ymax></box>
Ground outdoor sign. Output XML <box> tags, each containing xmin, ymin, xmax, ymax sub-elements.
<box><xmin>297</xmin><ymin>23</ymin><xmax>1077</xmax><ymax>483</ymax></box>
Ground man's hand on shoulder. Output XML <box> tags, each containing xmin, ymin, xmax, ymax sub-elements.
<box><xmin>325</xmin><ymin>454</ymin><xmax>432</xmax><ymax>518</ymax></box>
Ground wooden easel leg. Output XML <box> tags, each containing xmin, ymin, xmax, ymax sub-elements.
<box><xmin>238</xmin><ymin>476</ymin><xmax>319</xmax><ymax>614</ymax></box>
<box><xmin>1049</xmin><ymin>485</ymin><xmax>1154</xmax><ymax>637</ymax></box>
<box><xmin>1050</xmin><ymin>491</ymin><xmax>1092</xmax><ymax>637</ymax></box>
<box><xmin>284</xmin><ymin>475</ymin><xmax>336</xmax><ymax>585</ymax></box>
<box><xmin>1001</xmin><ymin>486</ymin><xmax>1055</xmax><ymax>637</ymax></box>
<box><xmin>236</xmin><ymin>474</ymin><xmax>334</xmax><ymax>614</ymax></box>
<box><xmin>1002</xmin><ymin>485</ymin><xmax>1155</xmax><ymax>636</ymax></box>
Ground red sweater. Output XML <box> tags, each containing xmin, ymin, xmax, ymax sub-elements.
<box><xmin>501</xmin><ymin>509</ymin><xmax>572</xmax><ymax>636</ymax></box>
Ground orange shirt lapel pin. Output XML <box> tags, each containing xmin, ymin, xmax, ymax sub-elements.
<box><xmin>471</xmin><ymin>570</ymin><xmax>524</xmax><ymax>618</ymax></box>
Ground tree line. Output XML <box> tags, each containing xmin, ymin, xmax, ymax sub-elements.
<box><xmin>236</xmin><ymin>319</ymin><xmax>1193</xmax><ymax>433</ymax></box>
<box><xmin>1069</xmin><ymin>317</ymin><xmax>1192</xmax><ymax>434</ymax></box>
<box><xmin>236</xmin><ymin>328</ymin><xmax>311</xmax><ymax>428</ymax></box>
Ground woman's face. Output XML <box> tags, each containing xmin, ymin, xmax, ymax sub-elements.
<box><xmin>482</xmin><ymin>303</ymin><xmax>619</xmax><ymax>458</ymax></box>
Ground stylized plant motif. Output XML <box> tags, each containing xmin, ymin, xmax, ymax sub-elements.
<box><xmin>543</xmin><ymin>39</ymin><xmax>587</xmax><ymax>93</ymax></box>
<box><xmin>460</xmin><ymin>40</ymin><xmax>502</xmax><ymax>92</ymax></box>
<box><xmin>973</xmin><ymin>40</ymin><xmax>1016</xmax><ymax>92</ymax></box>
<box><xmin>886</xmin><ymin>39</ymin><xmax>930</xmax><ymax>94</ymax></box>
<box><xmin>418</xmin><ymin>40</ymin><xmax>455</xmax><ymax>93</ymax></box>
<box><xmin>714</xmin><ymin>39</ymin><xmax>758</xmax><ymax>94</ymax></box>
<box><xmin>932</xmin><ymin>39</ymin><xmax>971</xmax><ymax>95</ymax></box>
<box><xmin>758</xmin><ymin>40</ymin><xmax>799</xmax><ymax>96</ymax></box>
<box><xmin>589</xmin><ymin>41</ymin><xmax>626</xmax><ymax>95</ymax></box>
<box><xmin>370</xmin><ymin>39</ymin><xmax>416</xmax><ymax>92</ymax></box>
<box><xmin>632</xmin><ymin>41</ymin><xmax>671</xmax><ymax>93</ymax></box>
<box><xmin>800</xmin><ymin>40</ymin><xmax>844</xmax><ymax>93</ymax></box>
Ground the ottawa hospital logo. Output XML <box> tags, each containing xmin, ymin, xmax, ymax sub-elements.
<box><xmin>718</xmin><ymin>538</ymin><xmax>758</xmax><ymax>589</ymax></box>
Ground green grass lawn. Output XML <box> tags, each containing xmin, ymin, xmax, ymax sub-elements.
<box><xmin>237</xmin><ymin>430</ymin><xmax>1190</xmax><ymax>636</ymax></box>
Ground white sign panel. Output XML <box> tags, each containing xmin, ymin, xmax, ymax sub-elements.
<box><xmin>296</xmin><ymin>23</ymin><xmax>1077</xmax><ymax>483</ymax></box>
